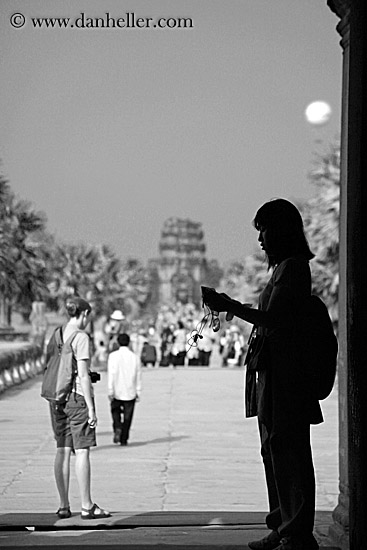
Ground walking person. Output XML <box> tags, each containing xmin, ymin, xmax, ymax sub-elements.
<box><xmin>159</xmin><ymin>323</ymin><xmax>174</xmax><ymax>366</ymax></box>
<box><xmin>171</xmin><ymin>321</ymin><xmax>187</xmax><ymax>366</ymax></box>
<box><xmin>107</xmin><ymin>333</ymin><xmax>142</xmax><ymax>446</ymax></box>
<box><xmin>140</xmin><ymin>339</ymin><xmax>157</xmax><ymax>367</ymax></box>
<box><xmin>104</xmin><ymin>309</ymin><xmax>125</xmax><ymax>354</ymax></box>
<box><xmin>204</xmin><ymin>198</ymin><xmax>323</xmax><ymax>550</ymax></box>
<box><xmin>197</xmin><ymin>325</ymin><xmax>215</xmax><ymax>366</ymax></box>
<box><xmin>49</xmin><ymin>296</ymin><xmax>110</xmax><ymax>520</ymax></box>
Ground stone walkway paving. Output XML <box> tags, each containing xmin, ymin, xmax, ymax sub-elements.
<box><xmin>0</xmin><ymin>358</ymin><xmax>340</xmax><ymax>548</ymax></box>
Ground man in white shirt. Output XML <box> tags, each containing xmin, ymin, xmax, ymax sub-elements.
<box><xmin>107</xmin><ymin>333</ymin><xmax>142</xmax><ymax>446</ymax></box>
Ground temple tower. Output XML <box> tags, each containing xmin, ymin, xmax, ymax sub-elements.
<box><xmin>156</xmin><ymin>217</ymin><xmax>207</xmax><ymax>306</ymax></box>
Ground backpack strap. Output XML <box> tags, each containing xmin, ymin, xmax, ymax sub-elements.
<box><xmin>60</xmin><ymin>326</ymin><xmax>84</xmax><ymax>346</ymax></box>
<box><xmin>63</xmin><ymin>329</ymin><xmax>84</xmax><ymax>398</ymax></box>
<box><xmin>65</xmin><ymin>330</ymin><xmax>83</xmax><ymax>346</ymax></box>
<box><xmin>53</xmin><ymin>325</ymin><xmax>81</xmax><ymax>347</ymax></box>
<box><xmin>52</xmin><ymin>326</ymin><xmax>64</xmax><ymax>352</ymax></box>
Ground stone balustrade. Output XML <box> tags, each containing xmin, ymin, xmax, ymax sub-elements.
<box><xmin>0</xmin><ymin>343</ymin><xmax>44</xmax><ymax>394</ymax></box>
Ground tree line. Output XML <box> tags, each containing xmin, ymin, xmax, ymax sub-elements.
<box><xmin>0</xmin><ymin>142</ymin><xmax>339</xmax><ymax>328</ymax></box>
<box><xmin>219</xmin><ymin>142</ymin><xmax>340</xmax><ymax>328</ymax></box>
<box><xmin>0</xmin><ymin>174</ymin><xmax>153</xmax><ymax>325</ymax></box>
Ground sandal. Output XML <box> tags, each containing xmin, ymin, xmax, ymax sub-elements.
<box><xmin>81</xmin><ymin>503</ymin><xmax>111</xmax><ymax>520</ymax></box>
<box><xmin>56</xmin><ymin>507</ymin><xmax>71</xmax><ymax>519</ymax></box>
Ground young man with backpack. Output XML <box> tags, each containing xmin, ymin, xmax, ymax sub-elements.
<box><xmin>43</xmin><ymin>296</ymin><xmax>110</xmax><ymax>520</ymax></box>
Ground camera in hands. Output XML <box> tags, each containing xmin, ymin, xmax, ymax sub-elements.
<box><xmin>201</xmin><ymin>286</ymin><xmax>220</xmax><ymax>332</ymax></box>
<box><xmin>90</xmin><ymin>371</ymin><xmax>101</xmax><ymax>384</ymax></box>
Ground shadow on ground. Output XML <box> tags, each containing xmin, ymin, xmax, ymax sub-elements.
<box><xmin>0</xmin><ymin>511</ymin><xmax>341</xmax><ymax>549</ymax></box>
<box><xmin>92</xmin><ymin>434</ymin><xmax>190</xmax><ymax>451</ymax></box>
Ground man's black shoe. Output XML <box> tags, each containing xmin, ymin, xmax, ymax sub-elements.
<box><xmin>248</xmin><ymin>530</ymin><xmax>281</xmax><ymax>550</ymax></box>
<box><xmin>113</xmin><ymin>429</ymin><xmax>122</xmax><ymax>444</ymax></box>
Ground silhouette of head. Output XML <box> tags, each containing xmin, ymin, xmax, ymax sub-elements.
<box><xmin>253</xmin><ymin>198</ymin><xmax>314</xmax><ymax>267</ymax></box>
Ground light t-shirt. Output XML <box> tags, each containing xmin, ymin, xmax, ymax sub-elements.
<box><xmin>62</xmin><ymin>326</ymin><xmax>93</xmax><ymax>397</ymax></box>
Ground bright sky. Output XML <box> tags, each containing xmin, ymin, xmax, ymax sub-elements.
<box><xmin>0</xmin><ymin>0</ymin><xmax>341</xmax><ymax>264</ymax></box>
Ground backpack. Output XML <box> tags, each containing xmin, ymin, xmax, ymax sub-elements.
<box><xmin>301</xmin><ymin>295</ymin><xmax>338</xmax><ymax>400</ymax></box>
<box><xmin>41</xmin><ymin>326</ymin><xmax>80</xmax><ymax>403</ymax></box>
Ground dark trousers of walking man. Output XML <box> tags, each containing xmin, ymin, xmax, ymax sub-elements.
<box><xmin>111</xmin><ymin>398</ymin><xmax>136</xmax><ymax>445</ymax></box>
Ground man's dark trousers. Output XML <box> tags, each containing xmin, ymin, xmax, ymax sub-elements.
<box><xmin>111</xmin><ymin>398</ymin><xmax>136</xmax><ymax>444</ymax></box>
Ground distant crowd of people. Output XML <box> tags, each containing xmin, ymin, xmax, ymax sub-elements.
<box><xmin>88</xmin><ymin>309</ymin><xmax>248</xmax><ymax>370</ymax></box>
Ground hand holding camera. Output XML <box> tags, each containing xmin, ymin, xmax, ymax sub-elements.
<box><xmin>201</xmin><ymin>286</ymin><xmax>252</xmax><ymax>323</ymax></box>
<box><xmin>201</xmin><ymin>286</ymin><xmax>231</xmax><ymax>313</ymax></box>
<box><xmin>90</xmin><ymin>371</ymin><xmax>101</xmax><ymax>384</ymax></box>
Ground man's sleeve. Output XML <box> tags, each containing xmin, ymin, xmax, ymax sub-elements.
<box><xmin>107</xmin><ymin>354</ymin><xmax>114</xmax><ymax>396</ymax></box>
<box><xmin>73</xmin><ymin>332</ymin><xmax>91</xmax><ymax>361</ymax></box>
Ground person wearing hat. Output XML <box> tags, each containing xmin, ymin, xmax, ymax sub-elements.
<box><xmin>104</xmin><ymin>310</ymin><xmax>125</xmax><ymax>354</ymax></box>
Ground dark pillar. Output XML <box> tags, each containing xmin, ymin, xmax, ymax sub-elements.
<box><xmin>327</xmin><ymin>2</ymin><xmax>350</xmax><ymax>548</ymax></box>
<box><xmin>327</xmin><ymin>1</ymin><xmax>367</xmax><ymax>548</ymax></box>
<box><xmin>326</xmin><ymin>5</ymin><xmax>350</xmax><ymax>547</ymax></box>
<box><xmin>345</xmin><ymin>1</ymin><xmax>367</xmax><ymax>548</ymax></box>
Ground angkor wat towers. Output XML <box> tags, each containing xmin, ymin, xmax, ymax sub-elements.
<box><xmin>148</xmin><ymin>217</ymin><xmax>220</xmax><ymax>307</ymax></box>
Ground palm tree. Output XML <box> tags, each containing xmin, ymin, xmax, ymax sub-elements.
<box><xmin>302</xmin><ymin>143</ymin><xmax>340</xmax><ymax>324</ymax></box>
<box><xmin>46</xmin><ymin>243</ymin><xmax>152</xmax><ymax>320</ymax></box>
<box><xmin>219</xmin><ymin>251</ymin><xmax>269</xmax><ymax>304</ymax></box>
<box><xmin>0</xmin><ymin>176</ymin><xmax>13</xmax><ymax>326</ymax></box>
<box><xmin>46</xmin><ymin>242</ymin><xmax>120</xmax><ymax>314</ymax></box>
<box><xmin>116</xmin><ymin>258</ymin><xmax>152</xmax><ymax>321</ymax></box>
<box><xmin>0</xmin><ymin>176</ymin><xmax>48</xmax><ymax>326</ymax></box>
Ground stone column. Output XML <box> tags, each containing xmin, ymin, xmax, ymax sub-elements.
<box><xmin>327</xmin><ymin>4</ymin><xmax>350</xmax><ymax>548</ymax></box>
<box><xmin>327</xmin><ymin>1</ymin><xmax>367</xmax><ymax>548</ymax></box>
<box><xmin>345</xmin><ymin>1</ymin><xmax>367</xmax><ymax>548</ymax></box>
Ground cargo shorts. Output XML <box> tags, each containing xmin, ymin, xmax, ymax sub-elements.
<box><xmin>50</xmin><ymin>393</ymin><xmax>96</xmax><ymax>449</ymax></box>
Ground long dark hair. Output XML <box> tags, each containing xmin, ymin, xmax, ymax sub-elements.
<box><xmin>253</xmin><ymin>198</ymin><xmax>314</xmax><ymax>268</ymax></box>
